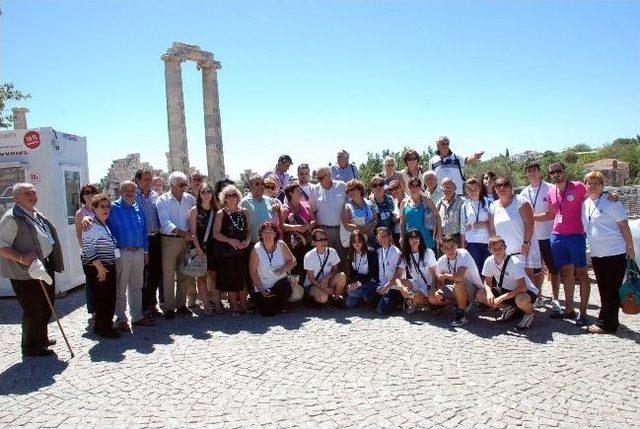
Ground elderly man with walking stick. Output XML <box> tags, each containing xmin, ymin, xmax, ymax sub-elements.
<box><xmin>0</xmin><ymin>183</ymin><xmax>67</xmax><ymax>357</ymax></box>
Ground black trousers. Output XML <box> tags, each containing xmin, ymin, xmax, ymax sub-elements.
<box><xmin>11</xmin><ymin>270</ymin><xmax>55</xmax><ymax>353</ymax></box>
<box><xmin>83</xmin><ymin>264</ymin><xmax>117</xmax><ymax>334</ymax></box>
<box><xmin>591</xmin><ymin>253</ymin><xmax>627</xmax><ymax>333</ymax></box>
<box><xmin>255</xmin><ymin>277</ymin><xmax>292</xmax><ymax>316</ymax></box>
<box><xmin>142</xmin><ymin>234</ymin><xmax>163</xmax><ymax>310</ymax></box>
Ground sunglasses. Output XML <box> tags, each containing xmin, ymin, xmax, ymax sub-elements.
<box><xmin>176</xmin><ymin>183</ymin><xmax>187</xmax><ymax>188</ymax></box>
<box><xmin>192</xmin><ymin>177</ymin><xmax>203</xmax><ymax>182</ymax></box>
<box><xmin>225</xmin><ymin>194</ymin><xmax>239</xmax><ymax>199</ymax></box>
<box><xmin>264</xmin><ymin>185</ymin><xmax>276</xmax><ymax>190</ymax></box>
<box><xmin>549</xmin><ymin>169</ymin><xmax>565</xmax><ymax>175</ymax></box>
<box><xmin>313</xmin><ymin>237</ymin><xmax>329</xmax><ymax>242</ymax></box>
<box><xmin>98</xmin><ymin>204</ymin><xmax>111</xmax><ymax>209</ymax></box>
<box><xmin>371</xmin><ymin>183</ymin><xmax>384</xmax><ymax>189</ymax></box>
<box><xmin>409</xmin><ymin>183</ymin><xmax>421</xmax><ymax>188</ymax></box>
<box><xmin>494</xmin><ymin>183</ymin><xmax>510</xmax><ymax>189</ymax></box>
<box><xmin>201</xmin><ymin>189</ymin><xmax>213</xmax><ymax>195</ymax></box>
<box><xmin>406</xmin><ymin>157</ymin><xmax>418</xmax><ymax>161</ymax></box>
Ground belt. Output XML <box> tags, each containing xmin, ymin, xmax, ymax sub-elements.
<box><xmin>123</xmin><ymin>247</ymin><xmax>143</xmax><ymax>251</ymax></box>
<box><xmin>160</xmin><ymin>234</ymin><xmax>180</xmax><ymax>238</ymax></box>
<box><xmin>147</xmin><ymin>232</ymin><xmax>159</xmax><ymax>237</ymax></box>
<box><xmin>317</xmin><ymin>225</ymin><xmax>340</xmax><ymax>229</ymax></box>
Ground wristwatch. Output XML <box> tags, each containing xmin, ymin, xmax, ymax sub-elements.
<box><xmin>523</xmin><ymin>240</ymin><xmax>531</xmax><ymax>245</ymax></box>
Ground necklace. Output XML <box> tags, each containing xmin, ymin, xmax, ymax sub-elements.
<box><xmin>225</xmin><ymin>209</ymin><xmax>244</xmax><ymax>231</ymax></box>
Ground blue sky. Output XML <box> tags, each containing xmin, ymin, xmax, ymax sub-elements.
<box><xmin>2</xmin><ymin>0</ymin><xmax>638</xmax><ymax>182</ymax></box>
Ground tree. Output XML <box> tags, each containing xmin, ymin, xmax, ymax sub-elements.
<box><xmin>0</xmin><ymin>83</ymin><xmax>30</xmax><ymax>129</ymax></box>
<box><xmin>358</xmin><ymin>146</ymin><xmax>434</xmax><ymax>186</ymax></box>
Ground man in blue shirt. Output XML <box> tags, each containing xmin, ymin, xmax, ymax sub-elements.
<box><xmin>108</xmin><ymin>180</ymin><xmax>155</xmax><ymax>332</ymax></box>
<box><xmin>330</xmin><ymin>149</ymin><xmax>359</xmax><ymax>182</ymax></box>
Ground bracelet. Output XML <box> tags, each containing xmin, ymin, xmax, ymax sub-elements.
<box><xmin>19</xmin><ymin>255</ymin><xmax>24</xmax><ymax>265</ymax></box>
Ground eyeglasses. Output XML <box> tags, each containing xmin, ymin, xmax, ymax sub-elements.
<box><xmin>176</xmin><ymin>183</ymin><xmax>187</xmax><ymax>188</ymax></box>
<box><xmin>549</xmin><ymin>169</ymin><xmax>565</xmax><ymax>175</ymax></box>
<box><xmin>317</xmin><ymin>175</ymin><xmax>328</xmax><ymax>181</ymax></box>
<box><xmin>439</xmin><ymin>142</ymin><xmax>450</xmax><ymax>146</ymax></box>
<box><xmin>264</xmin><ymin>185</ymin><xmax>275</xmax><ymax>190</ymax></box>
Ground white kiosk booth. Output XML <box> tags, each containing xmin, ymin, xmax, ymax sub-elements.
<box><xmin>0</xmin><ymin>127</ymin><xmax>88</xmax><ymax>296</ymax></box>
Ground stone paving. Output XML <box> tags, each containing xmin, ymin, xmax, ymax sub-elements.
<box><xmin>1</xmin><ymin>282</ymin><xmax>639</xmax><ymax>428</ymax></box>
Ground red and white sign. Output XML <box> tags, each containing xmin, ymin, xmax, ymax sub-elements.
<box><xmin>29</xmin><ymin>172</ymin><xmax>40</xmax><ymax>184</ymax></box>
<box><xmin>23</xmin><ymin>131</ymin><xmax>41</xmax><ymax>149</ymax></box>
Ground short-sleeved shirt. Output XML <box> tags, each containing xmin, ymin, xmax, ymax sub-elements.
<box><xmin>437</xmin><ymin>195</ymin><xmax>465</xmax><ymax>237</ymax></box>
<box><xmin>520</xmin><ymin>181</ymin><xmax>553</xmax><ymax>240</ymax></box>
<box><xmin>0</xmin><ymin>207</ymin><xmax>54</xmax><ymax>258</ymax></box>
<box><xmin>547</xmin><ymin>181</ymin><xmax>587</xmax><ymax>235</ymax></box>
<box><xmin>429</xmin><ymin>152</ymin><xmax>466</xmax><ymax>194</ymax></box>
<box><xmin>460</xmin><ymin>198</ymin><xmax>491</xmax><ymax>244</ymax></box>
<box><xmin>309</xmin><ymin>181</ymin><xmax>347</xmax><ymax>226</ymax></box>
<box><xmin>482</xmin><ymin>254</ymin><xmax>538</xmax><ymax>294</ymax></box>
<box><xmin>583</xmin><ymin>194</ymin><xmax>628</xmax><ymax>258</ymax></box>
<box><xmin>303</xmin><ymin>247</ymin><xmax>341</xmax><ymax>286</ymax></box>
<box><xmin>254</xmin><ymin>240</ymin><xmax>288</xmax><ymax>289</ymax></box>
<box><xmin>377</xmin><ymin>245</ymin><xmax>405</xmax><ymax>287</ymax></box>
<box><xmin>240</xmin><ymin>194</ymin><xmax>278</xmax><ymax>243</ymax></box>
<box><xmin>490</xmin><ymin>195</ymin><xmax>530</xmax><ymax>255</ymax></box>
<box><xmin>371</xmin><ymin>193</ymin><xmax>396</xmax><ymax>230</ymax></box>
<box><xmin>436</xmin><ymin>248</ymin><xmax>482</xmax><ymax>287</ymax></box>
<box><xmin>331</xmin><ymin>164</ymin><xmax>359</xmax><ymax>182</ymax></box>
<box><xmin>407</xmin><ymin>249</ymin><xmax>437</xmax><ymax>293</ymax></box>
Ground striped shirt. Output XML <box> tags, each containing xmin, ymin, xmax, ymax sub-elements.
<box><xmin>82</xmin><ymin>221</ymin><xmax>118</xmax><ymax>265</ymax></box>
<box><xmin>135</xmin><ymin>186</ymin><xmax>160</xmax><ymax>234</ymax></box>
<box><xmin>107</xmin><ymin>198</ymin><xmax>148</xmax><ymax>251</ymax></box>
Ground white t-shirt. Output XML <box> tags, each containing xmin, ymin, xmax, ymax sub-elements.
<box><xmin>407</xmin><ymin>249</ymin><xmax>437</xmax><ymax>294</ymax></box>
<box><xmin>429</xmin><ymin>152</ymin><xmax>466</xmax><ymax>194</ymax></box>
<box><xmin>490</xmin><ymin>195</ymin><xmax>530</xmax><ymax>255</ymax></box>
<box><xmin>253</xmin><ymin>241</ymin><xmax>287</xmax><ymax>290</ymax></box>
<box><xmin>308</xmin><ymin>181</ymin><xmax>347</xmax><ymax>226</ymax></box>
<box><xmin>460</xmin><ymin>198</ymin><xmax>491</xmax><ymax>244</ymax></box>
<box><xmin>482</xmin><ymin>254</ymin><xmax>539</xmax><ymax>294</ymax></box>
<box><xmin>520</xmin><ymin>181</ymin><xmax>553</xmax><ymax>240</ymax></box>
<box><xmin>351</xmin><ymin>251</ymin><xmax>370</xmax><ymax>276</ymax></box>
<box><xmin>303</xmin><ymin>247</ymin><xmax>341</xmax><ymax>286</ymax></box>
<box><xmin>583</xmin><ymin>195</ymin><xmax>628</xmax><ymax>258</ymax></box>
<box><xmin>436</xmin><ymin>248</ymin><xmax>482</xmax><ymax>287</ymax></box>
<box><xmin>377</xmin><ymin>245</ymin><xmax>405</xmax><ymax>287</ymax></box>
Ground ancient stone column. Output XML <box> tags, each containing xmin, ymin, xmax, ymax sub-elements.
<box><xmin>200</xmin><ymin>60</ymin><xmax>225</xmax><ymax>182</ymax></box>
<box><xmin>162</xmin><ymin>54</ymin><xmax>190</xmax><ymax>173</ymax></box>
<box><xmin>12</xmin><ymin>107</ymin><xmax>29</xmax><ymax>130</ymax></box>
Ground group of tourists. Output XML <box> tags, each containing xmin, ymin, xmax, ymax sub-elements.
<box><xmin>0</xmin><ymin>136</ymin><xmax>636</xmax><ymax>357</ymax></box>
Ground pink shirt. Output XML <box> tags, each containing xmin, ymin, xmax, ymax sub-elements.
<box><xmin>547</xmin><ymin>181</ymin><xmax>587</xmax><ymax>235</ymax></box>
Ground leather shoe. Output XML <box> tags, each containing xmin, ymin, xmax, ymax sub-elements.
<box><xmin>23</xmin><ymin>348</ymin><xmax>55</xmax><ymax>357</ymax></box>
<box><xmin>99</xmin><ymin>329</ymin><xmax>122</xmax><ymax>339</ymax></box>
<box><xmin>163</xmin><ymin>310</ymin><xmax>176</xmax><ymax>320</ymax></box>
<box><xmin>176</xmin><ymin>306</ymin><xmax>193</xmax><ymax>316</ymax></box>
<box><xmin>45</xmin><ymin>339</ymin><xmax>57</xmax><ymax>346</ymax></box>
<box><xmin>117</xmin><ymin>322</ymin><xmax>132</xmax><ymax>333</ymax></box>
<box><xmin>133</xmin><ymin>317</ymin><xmax>156</xmax><ymax>327</ymax></box>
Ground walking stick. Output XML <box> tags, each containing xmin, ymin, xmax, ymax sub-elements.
<box><xmin>38</xmin><ymin>279</ymin><xmax>74</xmax><ymax>358</ymax></box>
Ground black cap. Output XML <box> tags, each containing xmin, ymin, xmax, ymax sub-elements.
<box><xmin>278</xmin><ymin>154</ymin><xmax>293</xmax><ymax>164</ymax></box>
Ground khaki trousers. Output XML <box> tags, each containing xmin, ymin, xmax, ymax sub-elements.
<box><xmin>115</xmin><ymin>248</ymin><xmax>145</xmax><ymax>324</ymax></box>
<box><xmin>161</xmin><ymin>236</ymin><xmax>190</xmax><ymax>312</ymax></box>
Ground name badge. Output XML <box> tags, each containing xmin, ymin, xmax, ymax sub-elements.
<box><xmin>557</xmin><ymin>214</ymin><xmax>563</xmax><ymax>224</ymax></box>
<box><xmin>46</xmin><ymin>235</ymin><xmax>56</xmax><ymax>246</ymax></box>
<box><xmin>114</xmin><ymin>249</ymin><xmax>121</xmax><ymax>259</ymax></box>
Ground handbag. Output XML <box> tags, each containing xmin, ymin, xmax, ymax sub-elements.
<box><xmin>180</xmin><ymin>210</ymin><xmax>214</xmax><ymax>278</ymax></box>
<box><xmin>619</xmin><ymin>257</ymin><xmax>640</xmax><ymax>315</ymax></box>
<box><xmin>287</xmin><ymin>275</ymin><xmax>304</xmax><ymax>302</ymax></box>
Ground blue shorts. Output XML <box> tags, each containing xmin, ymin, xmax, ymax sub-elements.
<box><xmin>550</xmin><ymin>233</ymin><xmax>587</xmax><ymax>269</ymax></box>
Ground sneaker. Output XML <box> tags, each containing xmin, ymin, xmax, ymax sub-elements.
<box><xmin>534</xmin><ymin>296</ymin><xmax>545</xmax><ymax>309</ymax></box>
<box><xmin>333</xmin><ymin>296</ymin><xmax>347</xmax><ymax>310</ymax></box>
<box><xmin>450</xmin><ymin>308</ymin><xmax>469</xmax><ymax>327</ymax></box>
<box><xmin>497</xmin><ymin>305</ymin><xmax>517</xmax><ymax>323</ymax></box>
<box><xmin>575</xmin><ymin>313</ymin><xmax>589</xmax><ymax>326</ymax></box>
<box><xmin>516</xmin><ymin>312</ymin><xmax>535</xmax><ymax>330</ymax></box>
<box><xmin>551</xmin><ymin>299</ymin><xmax>563</xmax><ymax>313</ymax></box>
<box><xmin>550</xmin><ymin>310</ymin><xmax>576</xmax><ymax>320</ymax></box>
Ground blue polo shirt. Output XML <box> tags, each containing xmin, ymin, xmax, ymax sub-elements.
<box><xmin>107</xmin><ymin>198</ymin><xmax>149</xmax><ymax>251</ymax></box>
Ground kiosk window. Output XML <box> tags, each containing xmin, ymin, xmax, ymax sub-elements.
<box><xmin>64</xmin><ymin>170</ymin><xmax>81</xmax><ymax>225</ymax></box>
<box><xmin>0</xmin><ymin>167</ymin><xmax>25</xmax><ymax>218</ymax></box>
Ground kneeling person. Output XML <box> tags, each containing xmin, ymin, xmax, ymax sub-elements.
<box><xmin>435</xmin><ymin>235</ymin><xmax>483</xmax><ymax>326</ymax></box>
<box><xmin>344</xmin><ymin>230</ymin><xmax>380</xmax><ymax>309</ymax></box>
<box><xmin>375</xmin><ymin>227</ymin><xmax>406</xmax><ymax>316</ymax></box>
<box><xmin>249</xmin><ymin>222</ymin><xmax>296</xmax><ymax>316</ymax></box>
<box><xmin>304</xmin><ymin>229</ymin><xmax>347</xmax><ymax>306</ymax></box>
<box><xmin>396</xmin><ymin>229</ymin><xmax>440</xmax><ymax>313</ymax></box>
<box><xmin>478</xmin><ymin>236</ymin><xmax>538</xmax><ymax>330</ymax></box>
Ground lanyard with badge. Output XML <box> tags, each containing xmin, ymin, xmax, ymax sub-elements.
<box><xmin>381</xmin><ymin>247</ymin><xmax>391</xmax><ymax>278</ymax></box>
<box><xmin>411</xmin><ymin>252</ymin><xmax>430</xmax><ymax>286</ymax></box>
<box><xmin>587</xmin><ymin>193</ymin><xmax>605</xmax><ymax>232</ymax></box>
<box><xmin>95</xmin><ymin>218</ymin><xmax>120</xmax><ymax>259</ymax></box>
<box><xmin>23</xmin><ymin>211</ymin><xmax>56</xmax><ymax>246</ymax></box>
<box><xmin>555</xmin><ymin>183</ymin><xmax>571</xmax><ymax>224</ymax></box>
<box><xmin>353</xmin><ymin>252</ymin><xmax>366</xmax><ymax>274</ymax></box>
<box><xmin>528</xmin><ymin>185</ymin><xmax>542</xmax><ymax>212</ymax></box>
<box><xmin>316</xmin><ymin>249</ymin><xmax>330</xmax><ymax>279</ymax></box>
<box><xmin>447</xmin><ymin>256</ymin><xmax>457</xmax><ymax>274</ymax></box>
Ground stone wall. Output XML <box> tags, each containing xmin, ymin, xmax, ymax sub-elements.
<box><xmin>608</xmin><ymin>185</ymin><xmax>640</xmax><ymax>219</ymax></box>
<box><xmin>102</xmin><ymin>153</ymin><xmax>166</xmax><ymax>198</ymax></box>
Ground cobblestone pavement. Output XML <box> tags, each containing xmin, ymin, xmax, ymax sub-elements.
<box><xmin>1</xmin><ymin>281</ymin><xmax>639</xmax><ymax>429</ymax></box>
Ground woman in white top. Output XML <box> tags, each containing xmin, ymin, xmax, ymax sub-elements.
<box><xmin>583</xmin><ymin>172</ymin><xmax>636</xmax><ymax>334</ymax></box>
<box><xmin>478</xmin><ymin>236</ymin><xmax>539</xmax><ymax>331</ymax></box>
<box><xmin>303</xmin><ymin>228</ymin><xmax>347</xmax><ymax>306</ymax></box>
<box><xmin>490</xmin><ymin>177</ymin><xmax>540</xmax><ymax>279</ymax></box>
<box><xmin>460</xmin><ymin>177</ymin><xmax>492</xmax><ymax>275</ymax></box>
<box><xmin>396</xmin><ymin>229</ymin><xmax>440</xmax><ymax>313</ymax></box>
<box><xmin>249</xmin><ymin>221</ymin><xmax>296</xmax><ymax>316</ymax></box>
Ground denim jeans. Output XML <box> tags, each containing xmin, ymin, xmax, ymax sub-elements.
<box><xmin>466</xmin><ymin>242</ymin><xmax>490</xmax><ymax>277</ymax></box>
<box><xmin>345</xmin><ymin>281</ymin><xmax>380</xmax><ymax>309</ymax></box>
<box><xmin>376</xmin><ymin>289</ymin><xmax>403</xmax><ymax>316</ymax></box>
